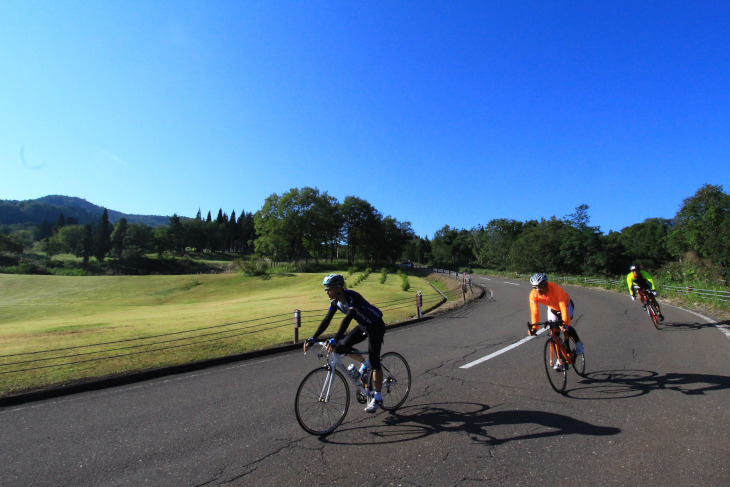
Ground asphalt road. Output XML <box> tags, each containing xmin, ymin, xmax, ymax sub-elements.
<box><xmin>1</xmin><ymin>276</ymin><xmax>728</xmax><ymax>486</ymax></box>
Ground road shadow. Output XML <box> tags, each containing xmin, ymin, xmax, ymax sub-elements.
<box><xmin>657</xmin><ymin>319</ymin><xmax>730</xmax><ymax>332</ymax></box>
<box><xmin>318</xmin><ymin>401</ymin><xmax>620</xmax><ymax>445</ymax></box>
<box><xmin>564</xmin><ymin>369</ymin><xmax>730</xmax><ymax>400</ymax></box>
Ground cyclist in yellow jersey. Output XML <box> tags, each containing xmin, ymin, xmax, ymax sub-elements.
<box><xmin>627</xmin><ymin>264</ymin><xmax>664</xmax><ymax>321</ymax></box>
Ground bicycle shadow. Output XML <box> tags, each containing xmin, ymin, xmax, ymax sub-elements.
<box><xmin>318</xmin><ymin>401</ymin><xmax>620</xmax><ymax>445</ymax></box>
<box><xmin>565</xmin><ymin>369</ymin><xmax>730</xmax><ymax>400</ymax></box>
<box><xmin>656</xmin><ymin>319</ymin><xmax>730</xmax><ymax>332</ymax></box>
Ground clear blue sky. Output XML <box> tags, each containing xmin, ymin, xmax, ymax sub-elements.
<box><xmin>2</xmin><ymin>1</ymin><xmax>728</xmax><ymax>239</ymax></box>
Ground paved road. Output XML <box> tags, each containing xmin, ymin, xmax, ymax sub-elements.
<box><xmin>1</xmin><ymin>276</ymin><xmax>728</xmax><ymax>486</ymax></box>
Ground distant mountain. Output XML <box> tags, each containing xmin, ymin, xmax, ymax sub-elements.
<box><xmin>0</xmin><ymin>195</ymin><xmax>170</xmax><ymax>227</ymax></box>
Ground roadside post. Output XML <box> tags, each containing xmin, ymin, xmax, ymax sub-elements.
<box><xmin>293</xmin><ymin>309</ymin><xmax>301</xmax><ymax>343</ymax></box>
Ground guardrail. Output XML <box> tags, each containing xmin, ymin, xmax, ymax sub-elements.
<box><xmin>431</xmin><ymin>268</ymin><xmax>729</xmax><ymax>307</ymax></box>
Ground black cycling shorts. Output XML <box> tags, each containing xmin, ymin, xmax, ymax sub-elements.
<box><xmin>338</xmin><ymin>320</ymin><xmax>386</xmax><ymax>370</ymax></box>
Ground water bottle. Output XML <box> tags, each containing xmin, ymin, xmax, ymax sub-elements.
<box><xmin>347</xmin><ymin>364</ymin><xmax>360</xmax><ymax>380</ymax></box>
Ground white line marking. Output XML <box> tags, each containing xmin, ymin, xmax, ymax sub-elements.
<box><xmin>461</xmin><ymin>326</ymin><xmax>547</xmax><ymax>369</ymax></box>
<box><xmin>503</xmin><ymin>282</ymin><xmax>520</xmax><ymax>286</ymax></box>
<box><xmin>665</xmin><ymin>304</ymin><xmax>730</xmax><ymax>339</ymax></box>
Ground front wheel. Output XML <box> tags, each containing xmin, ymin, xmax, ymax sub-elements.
<box><xmin>378</xmin><ymin>352</ymin><xmax>411</xmax><ymax>411</ymax></box>
<box><xmin>295</xmin><ymin>366</ymin><xmax>350</xmax><ymax>435</ymax></box>
<box><xmin>544</xmin><ymin>338</ymin><xmax>567</xmax><ymax>393</ymax></box>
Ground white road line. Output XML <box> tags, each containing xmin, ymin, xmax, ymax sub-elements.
<box><xmin>461</xmin><ymin>304</ymin><xmax>730</xmax><ymax>371</ymax></box>
<box><xmin>503</xmin><ymin>282</ymin><xmax>520</xmax><ymax>286</ymax></box>
<box><xmin>461</xmin><ymin>327</ymin><xmax>547</xmax><ymax>369</ymax></box>
<box><xmin>665</xmin><ymin>304</ymin><xmax>730</xmax><ymax>339</ymax></box>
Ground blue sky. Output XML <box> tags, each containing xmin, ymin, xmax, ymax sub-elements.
<box><xmin>2</xmin><ymin>1</ymin><xmax>728</xmax><ymax>239</ymax></box>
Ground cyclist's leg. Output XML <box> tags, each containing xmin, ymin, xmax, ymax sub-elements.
<box><xmin>368</xmin><ymin>320</ymin><xmax>386</xmax><ymax>393</ymax></box>
<box><xmin>565</xmin><ymin>325</ymin><xmax>580</xmax><ymax>344</ymax></box>
<box><xmin>546</xmin><ymin>310</ymin><xmax>563</xmax><ymax>365</ymax></box>
<box><xmin>339</xmin><ymin>326</ymin><xmax>368</xmax><ymax>364</ymax></box>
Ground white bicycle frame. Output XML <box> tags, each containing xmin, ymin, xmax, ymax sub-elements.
<box><xmin>308</xmin><ymin>342</ymin><xmax>370</xmax><ymax>403</ymax></box>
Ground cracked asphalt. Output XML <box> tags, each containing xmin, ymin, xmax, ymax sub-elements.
<box><xmin>1</xmin><ymin>275</ymin><xmax>728</xmax><ymax>486</ymax></box>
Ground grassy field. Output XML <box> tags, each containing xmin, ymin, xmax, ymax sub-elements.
<box><xmin>0</xmin><ymin>270</ymin><xmax>450</xmax><ymax>396</ymax></box>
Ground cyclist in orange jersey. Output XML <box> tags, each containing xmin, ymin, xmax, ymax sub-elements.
<box><xmin>527</xmin><ymin>273</ymin><xmax>584</xmax><ymax>361</ymax></box>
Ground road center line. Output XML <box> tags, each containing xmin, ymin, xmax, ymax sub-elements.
<box><xmin>461</xmin><ymin>327</ymin><xmax>547</xmax><ymax>369</ymax></box>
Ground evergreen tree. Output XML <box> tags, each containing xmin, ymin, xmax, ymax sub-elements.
<box><xmin>93</xmin><ymin>208</ymin><xmax>112</xmax><ymax>261</ymax></box>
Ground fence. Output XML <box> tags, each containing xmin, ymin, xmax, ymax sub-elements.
<box><xmin>0</xmin><ymin>280</ymin><xmax>456</xmax><ymax>393</ymax></box>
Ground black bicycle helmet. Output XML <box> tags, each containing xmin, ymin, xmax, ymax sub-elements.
<box><xmin>530</xmin><ymin>273</ymin><xmax>548</xmax><ymax>287</ymax></box>
<box><xmin>630</xmin><ymin>264</ymin><xmax>640</xmax><ymax>272</ymax></box>
<box><xmin>322</xmin><ymin>274</ymin><xmax>345</xmax><ymax>288</ymax></box>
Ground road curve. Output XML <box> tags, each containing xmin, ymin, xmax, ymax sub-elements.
<box><xmin>1</xmin><ymin>275</ymin><xmax>728</xmax><ymax>486</ymax></box>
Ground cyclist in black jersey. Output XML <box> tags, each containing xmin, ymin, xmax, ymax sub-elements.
<box><xmin>304</xmin><ymin>274</ymin><xmax>386</xmax><ymax>413</ymax></box>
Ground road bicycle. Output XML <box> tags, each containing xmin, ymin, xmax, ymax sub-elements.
<box><xmin>633</xmin><ymin>285</ymin><xmax>661</xmax><ymax>330</ymax></box>
<box><xmin>538</xmin><ymin>320</ymin><xmax>586</xmax><ymax>393</ymax></box>
<box><xmin>295</xmin><ymin>341</ymin><xmax>411</xmax><ymax>435</ymax></box>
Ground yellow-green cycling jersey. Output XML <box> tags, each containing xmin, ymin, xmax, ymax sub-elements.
<box><xmin>626</xmin><ymin>270</ymin><xmax>656</xmax><ymax>296</ymax></box>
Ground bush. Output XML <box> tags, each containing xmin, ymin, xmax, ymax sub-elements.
<box><xmin>234</xmin><ymin>257</ymin><xmax>269</xmax><ymax>277</ymax></box>
<box><xmin>379</xmin><ymin>267</ymin><xmax>388</xmax><ymax>284</ymax></box>
<box><xmin>399</xmin><ymin>270</ymin><xmax>410</xmax><ymax>291</ymax></box>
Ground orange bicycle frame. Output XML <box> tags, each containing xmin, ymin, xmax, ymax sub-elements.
<box><xmin>547</xmin><ymin>324</ymin><xmax>573</xmax><ymax>366</ymax></box>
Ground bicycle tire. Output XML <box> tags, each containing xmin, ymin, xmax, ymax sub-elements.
<box><xmin>295</xmin><ymin>366</ymin><xmax>350</xmax><ymax>435</ymax></box>
<box><xmin>544</xmin><ymin>338</ymin><xmax>567</xmax><ymax>393</ymax></box>
<box><xmin>647</xmin><ymin>300</ymin><xmax>660</xmax><ymax>329</ymax></box>
<box><xmin>568</xmin><ymin>336</ymin><xmax>586</xmax><ymax>377</ymax></box>
<box><xmin>378</xmin><ymin>352</ymin><xmax>411</xmax><ymax>411</ymax></box>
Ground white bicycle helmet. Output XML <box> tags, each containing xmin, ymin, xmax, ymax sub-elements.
<box><xmin>322</xmin><ymin>274</ymin><xmax>345</xmax><ymax>288</ymax></box>
<box><xmin>530</xmin><ymin>273</ymin><xmax>548</xmax><ymax>287</ymax></box>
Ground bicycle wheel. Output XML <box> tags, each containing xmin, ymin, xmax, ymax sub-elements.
<box><xmin>378</xmin><ymin>352</ymin><xmax>411</xmax><ymax>411</ymax></box>
<box><xmin>647</xmin><ymin>301</ymin><xmax>660</xmax><ymax>329</ymax></box>
<box><xmin>544</xmin><ymin>338</ymin><xmax>567</xmax><ymax>393</ymax></box>
<box><xmin>568</xmin><ymin>336</ymin><xmax>586</xmax><ymax>377</ymax></box>
<box><xmin>295</xmin><ymin>366</ymin><xmax>350</xmax><ymax>435</ymax></box>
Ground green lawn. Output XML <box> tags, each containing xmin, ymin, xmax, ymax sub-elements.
<box><xmin>0</xmin><ymin>271</ymin><xmax>444</xmax><ymax>396</ymax></box>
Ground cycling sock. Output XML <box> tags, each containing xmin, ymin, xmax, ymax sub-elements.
<box><xmin>374</xmin><ymin>392</ymin><xmax>382</xmax><ymax>401</ymax></box>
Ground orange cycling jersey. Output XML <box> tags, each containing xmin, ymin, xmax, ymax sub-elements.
<box><xmin>529</xmin><ymin>281</ymin><xmax>572</xmax><ymax>327</ymax></box>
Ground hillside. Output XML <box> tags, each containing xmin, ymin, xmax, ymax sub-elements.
<box><xmin>0</xmin><ymin>195</ymin><xmax>170</xmax><ymax>227</ymax></box>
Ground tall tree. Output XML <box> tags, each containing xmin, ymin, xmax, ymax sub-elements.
<box><xmin>340</xmin><ymin>196</ymin><xmax>380</xmax><ymax>264</ymax></box>
<box><xmin>110</xmin><ymin>218</ymin><xmax>128</xmax><ymax>258</ymax></box>
<box><xmin>93</xmin><ymin>208</ymin><xmax>112</xmax><ymax>261</ymax></box>
<box><xmin>668</xmin><ymin>183</ymin><xmax>730</xmax><ymax>278</ymax></box>
<box><xmin>57</xmin><ymin>225</ymin><xmax>86</xmax><ymax>257</ymax></box>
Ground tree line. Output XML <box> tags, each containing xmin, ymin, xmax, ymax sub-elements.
<box><xmin>1</xmin><ymin>184</ymin><xmax>728</xmax><ymax>283</ymax></box>
<box><xmin>411</xmin><ymin>184</ymin><xmax>729</xmax><ymax>282</ymax></box>
<box><xmin>2</xmin><ymin>187</ymin><xmax>415</xmax><ymax>268</ymax></box>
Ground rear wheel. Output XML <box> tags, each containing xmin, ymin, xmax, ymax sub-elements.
<box><xmin>544</xmin><ymin>338</ymin><xmax>567</xmax><ymax>393</ymax></box>
<box><xmin>568</xmin><ymin>336</ymin><xmax>586</xmax><ymax>377</ymax></box>
<box><xmin>295</xmin><ymin>366</ymin><xmax>350</xmax><ymax>435</ymax></box>
<box><xmin>647</xmin><ymin>300</ymin><xmax>660</xmax><ymax>329</ymax></box>
<box><xmin>378</xmin><ymin>352</ymin><xmax>411</xmax><ymax>411</ymax></box>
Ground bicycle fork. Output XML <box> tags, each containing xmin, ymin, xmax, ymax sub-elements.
<box><xmin>318</xmin><ymin>366</ymin><xmax>336</xmax><ymax>403</ymax></box>
<box><xmin>549</xmin><ymin>338</ymin><xmax>572</xmax><ymax>367</ymax></box>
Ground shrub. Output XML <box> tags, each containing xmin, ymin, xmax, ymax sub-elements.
<box><xmin>379</xmin><ymin>267</ymin><xmax>388</xmax><ymax>284</ymax></box>
<box><xmin>234</xmin><ymin>257</ymin><xmax>269</xmax><ymax>277</ymax></box>
<box><xmin>399</xmin><ymin>270</ymin><xmax>410</xmax><ymax>291</ymax></box>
